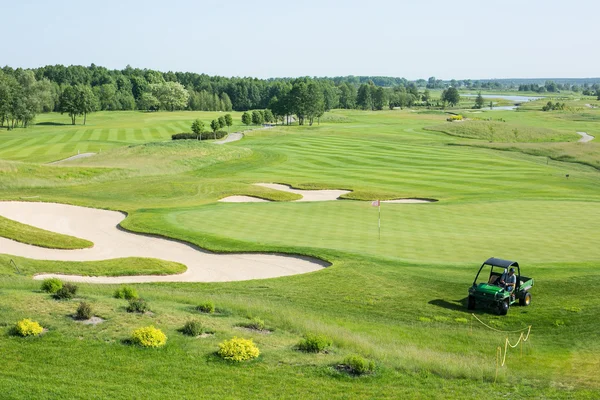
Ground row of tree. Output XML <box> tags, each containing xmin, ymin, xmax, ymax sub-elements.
<box><xmin>518</xmin><ymin>81</ymin><xmax>600</xmax><ymax>93</ymax></box>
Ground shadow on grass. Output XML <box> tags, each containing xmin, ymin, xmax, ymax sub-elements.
<box><xmin>36</xmin><ymin>122</ymin><xmax>71</xmax><ymax>126</ymax></box>
<box><xmin>428</xmin><ymin>298</ymin><xmax>469</xmax><ymax>312</ymax></box>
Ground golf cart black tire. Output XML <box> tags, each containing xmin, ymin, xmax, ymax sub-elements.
<box><xmin>467</xmin><ymin>296</ymin><xmax>476</xmax><ymax>310</ymax></box>
<box><xmin>519</xmin><ymin>292</ymin><xmax>532</xmax><ymax>307</ymax></box>
<box><xmin>498</xmin><ymin>300</ymin><xmax>509</xmax><ymax>316</ymax></box>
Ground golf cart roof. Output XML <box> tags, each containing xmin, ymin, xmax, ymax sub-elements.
<box><xmin>483</xmin><ymin>257</ymin><xmax>519</xmax><ymax>269</ymax></box>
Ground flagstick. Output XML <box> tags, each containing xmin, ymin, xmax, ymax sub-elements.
<box><xmin>378</xmin><ymin>202</ymin><xmax>381</xmax><ymax>240</ymax></box>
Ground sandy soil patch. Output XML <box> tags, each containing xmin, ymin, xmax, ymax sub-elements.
<box><xmin>48</xmin><ymin>153</ymin><xmax>96</xmax><ymax>164</ymax></box>
<box><xmin>0</xmin><ymin>202</ymin><xmax>326</xmax><ymax>283</ymax></box>
<box><xmin>219</xmin><ymin>195</ymin><xmax>270</xmax><ymax>203</ymax></box>
<box><xmin>75</xmin><ymin>316</ymin><xmax>105</xmax><ymax>325</ymax></box>
<box><xmin>254</xmin><ymin>183</ymin><xmax>350</xmax><ymax>202</ymax></box>
<box><xmin>576</xmin><ymin>132</ymin><xmax>594</xmax><ymax>143</ymax></box>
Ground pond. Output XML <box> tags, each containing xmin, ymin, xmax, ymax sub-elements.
<box><xmin>462</xmin><ymin>94</ymin><xmax>542</xmax><ymax>110</ymax></box>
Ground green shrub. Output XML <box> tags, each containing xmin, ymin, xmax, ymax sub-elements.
<box><xmin>14</xmin><ymin>319</ymin><xmax>44</xmax><ymax>337</ymax></box>
<box><xmin>41</xmin><ymin>278</ymin><xmax>63</xmax><ymax>294</ymax></box>
<box><xmin>53</xmin><ymin>283</ymin><xmax>78</xmax><ymax>300</ymax></box>
<box><xmin>114</xmin><ymin>286</ymin><xmax>139</xmax><ymax>300</ymax></box>
<box><xmin>342</xmin><ymin>354</ymin><xmax>375</xmax><ymax>375</ymax></box>
<box><xmin>131</xmin><ymin>326</ymin><xmax>167</xmax><ymax>348</ymax></box>
<box><xmin>126</xmin><ymin>298</ymin><xmax>148</xmax><ymax>313</ymax></box>
<box><xmin>217</xmin><ymin>337</ymin><xmax>260</xmax><ymax>362</ymax></box>
<box><xmin>75</xmin><ymin>302</ymin><xmax>93</xmax><ymax>320</ymax></box>
<box><xmin>242</xmin><ymin>317</ymin><xmax>265</xmax><ymax>331</ymax></box>
<box><xmin>181</xmin><ymin>320</ymin><xmax>206</xmax><ymax>336</ymax></box>
<box><xmin>297</xmin><ymin>333</ymin><xmax>332</xmax><ymax>353</ymax></box>
<box><xmin>196</xmin><ymin>301</ymin><xmax>215</xmax><ymax>314</ymax></box>
<box><xmin>172</xmin><ymin>131</ymin><xmax>227</xmax><ymax>141</ymax></box>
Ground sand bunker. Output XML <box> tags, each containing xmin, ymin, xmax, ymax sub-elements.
<box><xmin>577</xmin><ymin>132</ymin><xmax>594</xmax><ymax>143</ymax></box>
<box><xmin>49</xmin><ymin>153</ymin><xmax>96</xmax><ymax>164</ymax></box>
<box><xmin>0</xmin><ymin>202</ymin><xmax>326</xmax><ymax>283</ymax></box>
<box><xmin>219</xmin><ymin>196</ymin><xmax>269</xmax><ymax>203</ymax></box>
<box><xmin>254</xmin><ymin>183</ymin><xmax>350</xmax><ymax>202</ymax></box>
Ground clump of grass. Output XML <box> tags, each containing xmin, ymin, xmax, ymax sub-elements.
<box><xmin>41</xmin><ymin>278</ymin><xmax>63</xmax><ymax>294</ymax></box>
<box><xmin>418</xmin><ymin>316</ymin><xmax>432</xmax><ymax>323</ymax></box>
<box><xmin>114</xmin><ymin>286</ymin><xmax>138</xmax><ymax>300</ymax></box>
<box><xmin>564</xmin><ymin>306</ymin><xmax>581</xmax><ymax>313</ymax></box>
<box><xmin>53</xmin><ymin>283</ymin><xmax>78</xmax><ymax>300</ymax></box>
<box><xmin>196</xmin><ymin>301</ymin><xmax>215</xmax><ymax>314</ymax></box>
<box><xmin>338</xmin><ymin>355</ymin><xmax>375</xmax><ymax>376</ymax></box>
<box><xmin>180</xmin><ymin>320</ymin><xmax>212</xmax><ymax>336</ymax></box>
<box><xmin>297</xmin><ymin>333</ymin><xmax>332</xmax><ymax>353</ymax></box>
<box><xmin>454</xmin><ymin>317</ymin><xmax>468</xmax><ymax>324</ymax></box>
<box><xmin>433</xmin><ymin>316</ymin><xmax>449</xmax><ymax>322</ymax></box>
<box><xmin>75</xmin><ymin>302</ymin><xmax>93</xmax><ymax>320</ymax></box>
<box><xmin>240</xmin><ymin>317</ymin><xmax>266</xmax><ymax>331</ymax></box>
<box><xmin>126</xmin><ymin>298</ymin><xmax>149</xmax><ymax>313</ymax></box>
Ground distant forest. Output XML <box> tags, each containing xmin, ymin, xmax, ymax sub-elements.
<box><xmin>1</xmin><ymin>64</ymin><xmax>599</xmax><ymax>128</ymax></box>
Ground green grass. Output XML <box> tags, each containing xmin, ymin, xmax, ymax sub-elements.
<box><xmin>0</xmin><ymin>255</ymin><xmax>186</xmax><ymax>276</ymax></box>
<box><xmin>0</xmin><ymin>215</ymin><xmax>93</xmax><ymax>249</ymax></box>
<box><xmin>0</xmin><ymin>107</ymin><xmax>600</xmax><ymax>398</ymax></box>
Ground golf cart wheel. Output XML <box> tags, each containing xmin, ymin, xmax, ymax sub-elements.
<box><xmin>519</xmin><ymin>292</ymin><xmax>532</xmax><ymax>307</ymax></box>
<box><xmin>498</xmin><ymin>300</ymin><xmax>509</xmax><ymax>316</ymax></box>
<box><xmin>467</xmin><ymin>295</ymin><xmax>476</xmax><ymax>310</ymax></box>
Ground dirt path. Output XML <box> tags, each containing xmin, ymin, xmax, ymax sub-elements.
<box><xmin>215</xmin><ymin>132</ymin><xmax>244</xmax><ymax>144</ymax></box>
<box><xmin>0</xmin><ymin>202</ymin><xmax>326</xmax><ymax>283</ymax></box>
<box><xmin>577</xmin><ymin>132</ymin><xmax>595</xmax><ymax>143</ymax></box>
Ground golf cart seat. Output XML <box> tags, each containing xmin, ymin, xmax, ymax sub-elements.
<box><xmin>489</xmin><ymin>275</ymin><xmax>499</xmax><ymax>285</ymax></box>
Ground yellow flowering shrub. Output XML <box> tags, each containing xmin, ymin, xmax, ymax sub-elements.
<box><xmin>218</xmin><ymin>337</ymin><xmax>260</xmax><ymax>362</ymax></box>
<box><xmin>447</xmin><ymin>115</ymin><xmax>463</xmax><ymax>122</ymax></box>
<box><xmin>15</xmin><ymin>319</ymin><xmax>44</xmax><ymax>337</ymax></box>
<box><xmin>131</xmin><ymin>326</ymin><xmax>167</xmax><ymax>348</ymax></box>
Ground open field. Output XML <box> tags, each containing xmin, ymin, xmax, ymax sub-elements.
<box><xmin>1</xmin><ymin>102</ymin><xmax>600</xmax><ymax>399</ymax></box>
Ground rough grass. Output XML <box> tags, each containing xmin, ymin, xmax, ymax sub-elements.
<box><xmin>426</xmin><ymin>120</ymin><xmax>578</xmax><ymax>142</ymax></box>
<box><xmin>0</xmin><ymin>215</ymin><xmax>93</xmax><ymax>249</ymax></box>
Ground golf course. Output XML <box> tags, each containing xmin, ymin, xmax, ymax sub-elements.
<box><xmin>1</xmin><ymin>94</ymin><xmax>600</xmax><ymax>399</ymax></box>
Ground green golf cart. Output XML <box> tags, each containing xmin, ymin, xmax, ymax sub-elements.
<box><xmin>467</xmin><ymin>257</ymin><xmax>534</xmax><ymax>315</ymax></box>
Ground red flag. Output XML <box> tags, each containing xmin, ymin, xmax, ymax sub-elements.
<box><xmin>371</xmin><ymin>200</ymin><xmax>380</xmax><ymax>207</ymax></box>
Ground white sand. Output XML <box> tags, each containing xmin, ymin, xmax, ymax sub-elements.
<box><xmin>254</xmin><ymin>183</ymin><xmax>350</xmax><ymax>202</ymax></box>
<box><xmin>0</xmin><ymin>202</ymin><xmax>326</xmax><ymax>283</ymax></box>
<box><xmin>576</xmin><ymin>132</ymin><xmax>594</xmax><ymax>143</ymax></box>
<box><xmin>49</xmin><ymin>153</ymin><xmax>96</xmax><ymax>164</ymax></box>
<box><xmin>219</xmin><ymin>196</ymin><xmax>269</xmax><ymax>203</ymax></box>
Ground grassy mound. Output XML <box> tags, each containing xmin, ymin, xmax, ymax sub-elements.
<box><xmin>426</xmin><ymin>120</ymin><xmax>578</xmax><ymax>142</ymax></box>
<box><xmin>0</xmin><ymin>215</ymin><xmax>93</xmax><ymax>249</ymax></box>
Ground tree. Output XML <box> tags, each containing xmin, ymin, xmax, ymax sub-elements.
<box><xmin>217</xmin><ymin>116</ymin><xmax>226</xmax><ymax>129</ymax></box>
<box><xmin>356</xmin><ymin>83</ymin><xmax>373</xmax><ymax>110</ymax></box>
<box><xmin>305</xmin><ymin>82</ymin><xmax>325</xmax><ymax>125</ymax></box>
<box><xmin>263</xmin><ymin>109</ymin><xmax>274</xmax><ymax>124</ymax></box>
<box><xmin>224</xmin><ymin>113</ymin><xmax>233</xmax><ymax>131</ymax></box>
<box><xmin>151</xmin><ymin>81</ymin><xmax>189</xmax><ymax>111</ymax></box>
<box><xmin>77</xmin><ymin>84</ymin><xmax>98</xmax><ymax>125</ymax></box>
<box><xmin>373</xmin><ymin>87</ymin><xmax>387</xmax><ymax>110</ymax></box>
<box><xmin>441</xmin><ymin>87</ymin><xmax>460</xmax><ymax>106</ymax></box>
<box><xmin>59</xmin><ymin>86</ymin><xmax>80</xmax><ymax>125</ymax></box>
<box><xmin>251</xmin><ymin>110</ymin><xmax>264</xmax><ymax>125</ymax></box>
<box><xmin>474</xmin><ymin>92</ymin><xmax>485</xmax><ymax>109</ymax></box>
<box><xmin>138</xmin><ymin>92</ymin><xmax>159</xmax><ymax>111</ymax></box>
<box><xmin>241</xmin><ymin>111</ymin><xmax>251</xmax><ymax>125</ymax></box>
<box><xmin>597</xmin><ymin>89</ymin><xmax>600</xmax><ymax>101</ymax></box>
<box><xmin>210</xmin><ymin>119</ymin><xmax>219</xmax><ymax>139</ymax></box>
<box><xmin>421</xmin><ymin>89</ymin><xmax>431</xmax><ymax>104</ymax></box>
<box><xmin>191</xmin><ymin>119</ymin><xmax>204</xmax><ymax>135</ymax></box>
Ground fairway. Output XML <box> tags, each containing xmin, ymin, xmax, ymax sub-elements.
<box><xmin>1</xmin><ymin>104</ymin><xmax>600</xmax><ymax>399</ymax></box>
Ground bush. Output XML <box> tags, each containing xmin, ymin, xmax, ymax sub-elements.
<box><xmin>297</xmin><ymin>333</ymin><xmax>332</xmax><ymax>353</ymax></box>
<box><xmin>217</xmin><ymin>337</ymin><xmax>260</xmax><ymax>362</ymax></box>
<box><xmin>196</xmin><ymin>301</ymin><xmax>215</xmax><ymax>314</ymax></box>
<box><xmin>172</xmin><ymin>131</ymin><xmax>227</xmax><ymax>141</ymax></box>
<box><xmin>131</xmin><ymin>326</ymin><xmax>167</xmax><ymax>348</ymax></box>
<box><xmin>114</xmin><ymin>286</ymin><xmax>138</xmax><ymax>300</ymax></box>
<box><xmin>14</xmin><ymin>319</ymin><xmax>44</xmax><ymax>337</ymax></box>
<box><xmin>75</xmin><ymin>302</ymin><xmax>93</xmax><ymax>320</ymax></box>
<box><xmin>127</xmin><ymin>298</ymin><xmax>149</xmax><ymax>313</ymax></box>
<box><xmin>181</xmin><ymin>320</ymin><xmax>206</xmax><ymax>336</ymax></box>
<box><xmin>53</xmin><ymin>283</ymin><xmax>78</xmax><ymax>300</ymax></box>
<box><xmin>41</xmin><ymin>278</ymin><xmax>63</xmax><ymax>294</ymax></box>
<box><xmin>242</xmin><ymin>317</ymin><xmax>265</xmax><ymax>331</ymax></box>
<box><xmin>341</xmin><ymin>355</ymin><xmax>375</xmax><ymax>375</ymax></box>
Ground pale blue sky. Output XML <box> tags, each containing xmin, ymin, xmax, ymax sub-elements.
<box><xmin>2</xmin><ymin>0</ymin><xmax>598</xmax><ymax>79</ymax></box>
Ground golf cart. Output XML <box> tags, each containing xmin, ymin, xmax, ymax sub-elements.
<box><xmin>467</xmin><ymin>257</ymin><xmax>533</xmax><ymax>315</ymax></box>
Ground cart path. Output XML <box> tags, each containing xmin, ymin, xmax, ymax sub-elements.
<box><xmin>577</xmin><ymin>132</ymin><xmax>594</xmax><ymax>143</ymax></box>
<box><xmin>215</xmin><ymin>132</ymin><xmax>244</xmax><ymax>144</ymax></box>
<box><xmin>0</xmin><ymin>202</ymin><xmax>327</xmax><ymax>283</ymax></box>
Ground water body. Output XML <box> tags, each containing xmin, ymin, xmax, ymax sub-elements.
<box><xmin>462</xmin><ymin>94</ymin><xmax>542</xmax><ymax>111</ymax></box>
